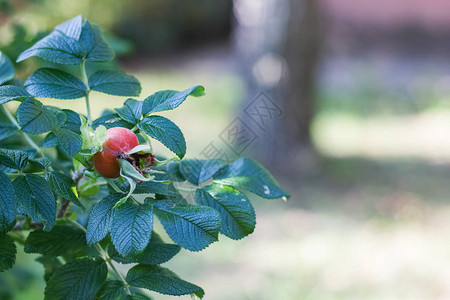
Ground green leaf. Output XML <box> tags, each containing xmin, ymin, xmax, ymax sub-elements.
<box><xmin>0</xmin><ymin>233</ymin><xmax>16</xmax><ymax>272</ymax></box>
<box><xmin>195</xmin><ymin>184</ymin><xmax>256</xmax><ymax>240</ymax></box>
<box><xmin>179</xmin><ymin>159</ymin><xmax>227</xmax><ymax>185</ymax></box>
<box><xmin>166</xmin><ymin>162</ymin><xmax>186</xmax><ymax>182</ymax></box>
<box><xmin>134</xmin><ymin>181</ymin><xmax>171</xmax><ymax>196</ymax></box>
<box><xmin>25</xmin><ymin>68</ymin><xmax>87</xmax><ymax>100</ymax></box>
<box><xmin>154</xmin><ymin>200</ymin><xmax>221</xmax><ymax>251</ymax></box>
<box><xmin>89</xmin><ymin>70</ymin><xmax>141</xmax><ymax>97</ymax></box>
<box><xmin>44</xmin><ymin>257</ymin><xmax>107</xmax><ymax>300</ymax></box>
<box><xmin>110</xmin><ymin>201</ymin><xmax>153</xmax><ymax>257</ymax></box>
<box><xmin>93</xmin><ymin>110</ymin><xmax>135</xmax><ymax>130</ymax></box>
<box><xmin>47</xmin><ymin>106</ymin><xmax>67</xmax><ymax>126</ymax></box>
<box><xmin>126</xmin><ymin>293</ymin><xmax>153</xmax><ymax>300</ymax></box>
<box><xmin>138</xmin><ymin>116</ymin><xmax>186</xmax><ymax>159</ymax></box>
<box><xmin>61</xmin><ymin>109</ymin><xmax>82</xmax><ymax>133</ymax></box>
<box><xmin>13</xmin><ymin>174</ymin><xmax>56</xmax><ymax>231</ymax></box>
<box><xmin>157</xmin><ymin>184</ymin><xmax>187</xmax><ymax>204</ymax></box>
<box><xmin>17</xmin><ymin>31</ymin><xmax>84</xmax><ymax>65</ymax></box>
<box><xmin>86</xmin><ymin>193</ymin><xmax>122</xmax><ymax>244</ymax></box>
<box><xmin>45</xmin><ymin>172</ymin><xmax>83</xmax><ymax>208</ymax></box>
<box><xmin>40</xmin><ymin>132</ymin><xmax>59</xmax><ymax>148</ymax></box>
<box><xmin>0</xmin><ymin>122</ymin><xmax>18</xmax><ymax>141</ymax></box>
<box><xmin>119</xmin><ymin>159</ymin><xmax>150</xmax><ymax>182</ymax></box>
<box><xmin>0</xmin><ymin>172</ymin><xmax>16</xmax><ymax>232</ymax></box>
<box><xmin>24</xmin><ymin>224</ymin><xmax>87</xmax><ymax>256</ymax></box>
<box><xmin>142</xmin><ymin>86</ymin><xmax>205</xmax><ymax>115</ymax></box>
<box><xmin>17</xmin><ymin>17</ymin><xmax>113</xmax><ymax>64</ymax></box>
<box><xmin>110</xmin><ymin>231</ymin><xmax>181</xmax><ymax>265</ymax></box>
<box><xmin>17</xmin><ymin>98</ymin><xmax>58</xmax><ymax>134</ymax></box>
<box><xmin>79</xmin><ymin>21</ymin><xmax>114</xmax><ymax>62</ymax></box>
<box><xmin>126</xmin><ymin>264</ymin><xmax>204</xmax><ymax>298</ymax></box>
<box><xmin>214</xmin><ymin>158</ymin><xmax>290</xmax><ymax>199</ymax></box>
<box><xmin>115</xmin><ymin>98</ymin><xmax>143</xmax><ymax>124</ymax></box>
<box><xmin>0</xmin><ymin>149</ymin><xmax>29</xmax><ymax>170</ymax></box>
<box><xmin>36</xmin><ymin>255</ymin><xmax>63</xmax><ymax>283</ymax></box>
<box><xmin>96</xmin><ymin>280</ymin><xmax>128</xmax><ymax>300</ymax></box>
<box><xmin>0</xmin><ymin>85</ymin><xmax>31</xmax><ymax>105</ymax></box>
<box><xmin>0</xmin><ymin>52</ymin><xmax>15</xmax><ymax>85</ymax></box>
<box><xmin>55</xmin><ymin>15</ymin><xmax>83</xmax><ymax>40</ymax></box>
<box><xmin>29</xmin><ymin>157</ymin><xmax>52</xmax><ymax>170</ymax></box>
<box><xmin>53</xmin><ymin>127</ymin><xmax>82</xmax><ymax>156</ymax></box>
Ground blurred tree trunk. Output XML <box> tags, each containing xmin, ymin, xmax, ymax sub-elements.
<box><xmin>278</xmin><ymin>0</ymin><xmax>322</xmax><ymax>169</ymax></box>
<box><xmin>234</xmin><ymin>0</ymin><xmax>322</xmax><ymax>173</ymax></box>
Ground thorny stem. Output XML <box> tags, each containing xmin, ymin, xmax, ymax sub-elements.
<box><xmin>68</xmin><ymin>220</ymin><xmax>132</xmax><ymax>295</ymax></box>
<box><xmin>80</xmin><ymin>59</ymin><xmax>92</xmax><ymax>125</ymax></box>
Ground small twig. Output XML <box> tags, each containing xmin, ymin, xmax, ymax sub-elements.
<box><xmin>12</xmin><ymin>221</ymin><xmax>43</xmax><ymax>231</ymax></box>
<box><xmin>56</xmin><ymin>198</ymin><xmax>71</xmax><ymax>218</ymax></box>
<box><xmin>68</xmin><ymin>219</ymin><xmax>132</xmax><ymax>295</ymax></box>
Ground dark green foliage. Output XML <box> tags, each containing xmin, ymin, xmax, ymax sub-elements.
<box><xmin>0</xmin><ymin>52</ymin><xmax>15</xmax><ymax>85</ymax></box>
<box><xmin>138</xmin><ymin>116</ymin><xmax>186</xmax><ymax>159</ymax></box>
<box><xmin>0</xmin><ymin>85</ymin><xmax>30</xmax><ymax>104</ymax></box>
<box><xmin>179</xmin><ymin>158</ymin><xmax>226</xmax><ymax>185</ymax></box>
<box><xmin>89</xmin><ymin>70</ymin><xmax>141</xmax><ymax>97</ymax></box>
<box><xmin>0</xmin><ymin>122</ymin><xmax>18</xmax><ymax>141</ymax></box>
<box><xmin>142</xmin><ymin>85</ymin><xmax>205</xmax><ymax>114</ymax></box>
<box><xmin>17</xmin><ymin>98</ymin><xmax>58</xmax><ymax>134</ymax></box>
<box><xmin>214</xmin><ymin>157</ymin><xmax>290</xmax><ymax>199</ymax></box>
<box><xmin>126</xmin><ymin>264</ymin><xmax>204</xmax><ymax>298</ymax></box>
<box><xmin>25</xmin><ymin>68</ymin><xmax>87</xmax><ymax>100</ymax></box>
<box><xmin>44</xmin><ymin>257</ymin><xmax>107</xmax><ymax>300</ymax></box>
<box><xmin>17</xmin><ymin>15</ymin><xmax>113</xmax><ymax>65</ymax></box>
<box><xmin>13</xmin><ymin>174</ymin><xmax>55</xmax><ymax>231</ymax></box>
<box><xmin>86</xmin><ymin>194</ymin><xmax>122</xmax><ymax>244</ymax></box>
<box><xmin>115</xmin><ymin>98</ymin><xmax>143</xmax><ymax>124</ymax></box>
<box><xmin>24</xmin><ymin>224</ymin><xmax>87</xmax><ymax>256</ymax></box>
<box><xmin>45</xmin><ymin>172</ymin><xmax>83</xmax><ymax>208</ymax></box>
<box><xmin>0</xmin><ymin>234</ymin><xmax>16</xmax><ymax>272</ymax></box>
<box><xmin>109</xmin><ymin>231</ymin><xmax>181</xmax><ymax>265</ymax></box>
<box><xmin>53</xmin><ymin>127</ymin><xmax>83</xmax><ymax>156</ymax></box>
<box><xmin>154</xmin><ymin>200</ymin><xmax>221</xmax><ymax>251</ymax></box>
<box><xmin>0</xmin><ymin>172</ymin><xmax>16</xmax><ymax>232</ymax></box>
<box><xmin>110</xmin><ymin>201</ymin><xmax>153</xmax><ymax>257</ymax></box>
<box><xmin>195</xmin><ymin>184</ymin><xmax>256</xmax><ymax>240</ymax></box>
<box><xmin>96</xmin><ymin>280</ymin><xmax>128</xmax><ymax>300</ymax></box>
<box><xmin>0</xmin><ymin>16</ymin><xmax>289</xmax><ymax>300</ymax></box>
<box><xmin>36</xmin><ymin>255</ymin><xmax>63</xmax><ymax>282</ymax></box>
<box><xmin>0</xmin><ymin>149</ymin><xmax>29</xmax><ymax>170</ymax></box>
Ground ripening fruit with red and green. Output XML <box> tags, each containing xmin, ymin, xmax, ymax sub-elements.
<box><xmin>93</xmin><ymin>127</ymin><xmax>139</xmax><ymax>178</ymax></box>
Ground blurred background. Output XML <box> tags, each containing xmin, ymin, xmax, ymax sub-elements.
<box><xmin>2</xmin><ymin>0</ymin><xmax>450</xmax><ymax>299</ymax></box>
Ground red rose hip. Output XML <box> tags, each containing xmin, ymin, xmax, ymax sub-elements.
<box><xmin>93</xmin><ymin>127</ymin><xmax>139</xmax><ymax>178</ymax></box>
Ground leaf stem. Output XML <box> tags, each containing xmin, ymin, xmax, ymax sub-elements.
<box><xmin>80</xmin><ymin>60</ymin><xmax>92</xmax><ymax>125</ymax></box>
<box><xmin>105</xmin><ymin>178</ymin><xmax>124</xmax><ymax>193</ymax></box>
<box><xmin>68</xmin><ymin>219</ymin><xmax>132</xmax><ymax>295</ymax></box>
<box><xmin>2</xmin><ymin>105</ymin><xmax>43</xmax><ymax>155</ymax></box>
<box><xmin>7</xmin><ymin>171</ymin><xmax>45</xmax><ymax>179</ymax></box>
<box><xmin>175</xmin><ymin>186</ymin><xmax>197</xmax><ymax>193</ymax></box>
<box><xmin>106</xmin><ymin>178</ymin><xmax>139</xmax><ymax>205</ymax></box>
<box><xmin>153</xmin><ymin>156</ymin><xmax>179</xmax><ymax>167</ymax></box>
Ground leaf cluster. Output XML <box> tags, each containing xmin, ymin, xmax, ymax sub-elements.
<box><xmin>0</xmin><ymin>16</ymin><xmax>289</xmax><ymax>299</ymax></box>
